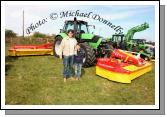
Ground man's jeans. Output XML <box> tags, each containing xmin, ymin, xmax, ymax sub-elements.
<box><xmin>75</xmin><ymin>63</ymin><xmax>82</xmax><ymax>78</ymax></box>
<box><xmin>63</xmin><ymin>55</ymin><xmax>74</xmax><ymax>78</ymax></box>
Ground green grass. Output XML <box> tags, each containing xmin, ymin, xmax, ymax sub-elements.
<box><xmin>5</xmin><ymin>43</ymin><xmax>155</xmax><ymax>105</ymax></box>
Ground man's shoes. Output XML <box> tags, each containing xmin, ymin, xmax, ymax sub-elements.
<box><xmin>64</xmin><ymin>78</ymin><xmax>66</xmax><ymax>82</ymax></box>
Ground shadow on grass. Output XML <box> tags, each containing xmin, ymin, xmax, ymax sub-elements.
<box><xmin>5</xmin><ymin>56</ymin><xmax>18</xmax><ymax>75</ymax></box>
<box><xmin>5</xmin><ymin>56</ymin><xmax>18</xmax><ymax>62</ymax></box>
<box><xmin>81</xmin><ymin>68</ymin><xmax>85</xmax><ymax>77</ymax></box>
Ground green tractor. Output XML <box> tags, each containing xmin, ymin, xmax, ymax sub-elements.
<box><xmin>110</xmin><ymin>22</ymin><xmax>154</xmax><ymax>60</ymax></box>
<box><xmin>130</xmin><ymin>39</ymin><xmax>146</xmax><ymax>51</ymax></box>
<box><xmin>53</xmin><ymin>17</ymin><xmax>113</xmax><ymax>67</ymax></box>
<box><xmin>111</xmin><ymin>22</ymin><xmax>149</xmax><ymax>50</ymax></box>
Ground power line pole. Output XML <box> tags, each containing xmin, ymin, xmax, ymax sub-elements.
<box><xmin>23</xmin><ymin>10</ymin><xmax>24</xmax><ymax>38</ymax></box>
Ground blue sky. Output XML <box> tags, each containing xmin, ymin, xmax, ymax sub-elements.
<box><xmin>5</xmin><ymin>5</ymin><xmax>155</xmax><ymax>41</ymax></box>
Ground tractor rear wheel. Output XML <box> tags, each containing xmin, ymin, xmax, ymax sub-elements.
<box><xmin>80</xmin><ymin>43</ymin><xmax>96</xmax><ymax>68</ymax></box>
<box><xmin>53</xmin><ymin>36</ymin><xmax>62</xmax><ymax>57</ymax></box>
<box><xmin>104</xmin><ymin>43</ymin><xmax>114</xmax><ymax>57</ymax></box>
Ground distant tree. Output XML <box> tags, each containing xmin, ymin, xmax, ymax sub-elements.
<box><xmin>5</xmin><ymin>29</ymin><xmax>17</xmax><ymax>38</ymax></box>
<box><xmin>33</xmin><ymin>32</ymin><xmax>46</xmax><ymax>38</ymax></box>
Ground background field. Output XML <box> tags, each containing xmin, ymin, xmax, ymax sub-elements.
<box><xmin>5</xmin><ymin>41</ymin><xmax>155</xmax><ymax>105</ymax></box>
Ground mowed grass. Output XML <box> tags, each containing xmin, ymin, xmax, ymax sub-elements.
<box><xmin>5</xmin><ymin>44</ymin><xmax>155</xmax><ymax>105</ymax></box>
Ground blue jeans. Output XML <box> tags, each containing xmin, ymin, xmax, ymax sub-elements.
<box><xmin>63</xmin><ymin>55</ymin><xmax>74</xmax><ymax>78</ymax></box>
<box><xmin>75</xmin><ymin>63</ymin><xmax>82</xmax><ymax>78</ymax></box>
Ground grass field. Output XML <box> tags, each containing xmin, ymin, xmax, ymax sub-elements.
<box><xmin>5</xmin><ymin>42</ymin><xmax>155</xmax><ymax>105</ymax></box>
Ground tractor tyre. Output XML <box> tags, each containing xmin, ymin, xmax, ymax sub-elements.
<box><xmin>140</xmin><ymin>53</ymin><xmax>150</xmax><ymax>61</ymax></box>
<box><xmin>104</xmin><ymin>43</ymin><xmax>114</xmax><ymax>58</ymax></box>
<box><xmin>80</xmin><ymin>43</ymin><xmax>96</xmax><ymax>68</ymax></box>
<box><xmin>53</xmin><ymin>36</ymin><xmax>62</xmax><ymax>57</ymax></box>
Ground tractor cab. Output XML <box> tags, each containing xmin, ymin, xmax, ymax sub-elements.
<box><xmin>111</xmin><ymin>34</ymin><xmax>125</xmax><ymax>42</ymax></box>
<box><xmin>63</xmin><ymin>20</ymin><xmax>89</xmax><ymax>33</ymax></box>
<box><xmin>111</xmin><ymin>34</ymin><xmax>125</xmax><ymax>49</ymax></box>
<box><xmin>60</xmin><ymin>17</ymin><xmax>94</xmax><ymax>40</ymax></box>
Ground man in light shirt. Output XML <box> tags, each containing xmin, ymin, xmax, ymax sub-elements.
<box><xmin>59</xmin><ymin>29</ymin><xmax>77</xmax><ymax>82</ymax></box>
